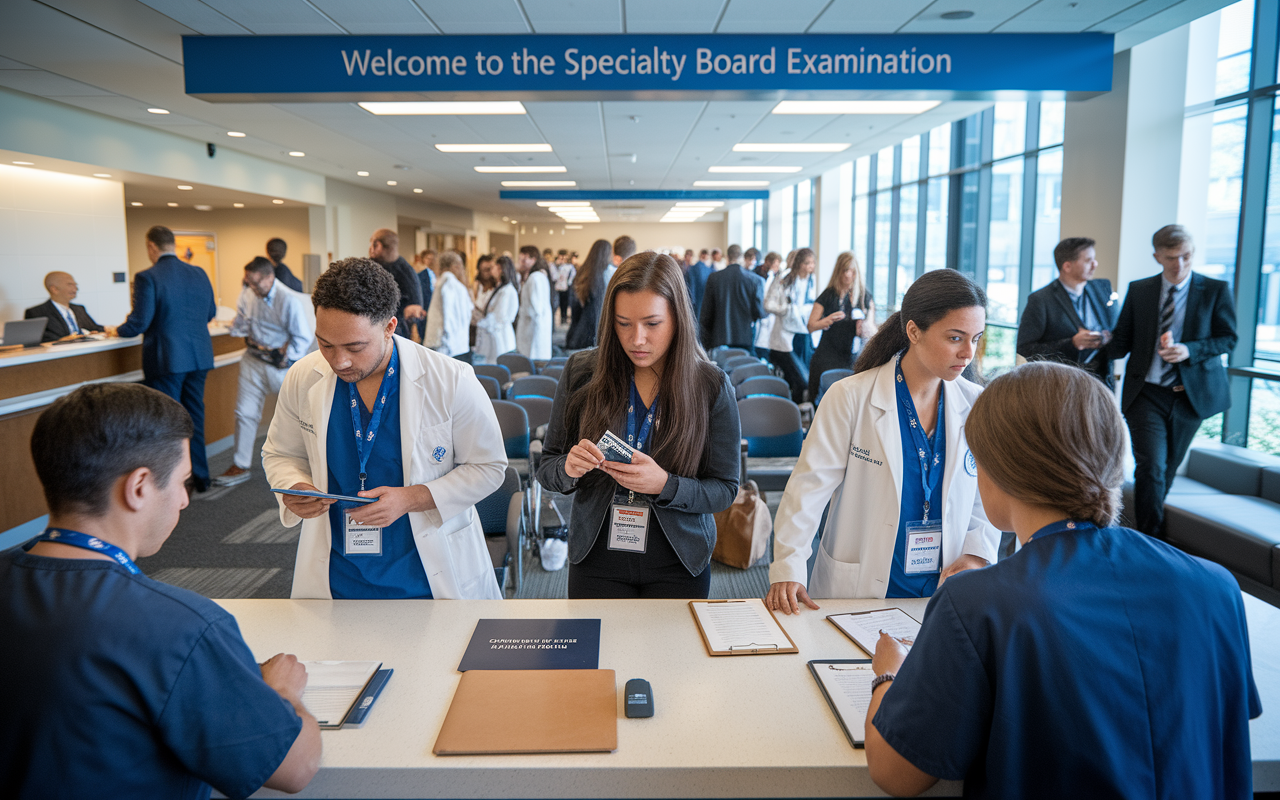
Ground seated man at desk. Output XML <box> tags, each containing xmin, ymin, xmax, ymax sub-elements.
<box><xmin>262</xmin><ymin>257</ymin><xmax>507</xmax><ymax>600</ymax></box>
<box><xmin>24</xmin><ymin>271</ymin><xmax>104</xmax><ymax>342</ymax></box>
<box><xmin>0</xmin><ymin>383</ymin><xmax>320</xmax><ymax>798</ymax></box>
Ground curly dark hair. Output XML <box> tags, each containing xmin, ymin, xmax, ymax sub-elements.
<box><xmin>311</xmin><ymin>257</ymin><xmax>400</xmax><ymax>322</ymax></box>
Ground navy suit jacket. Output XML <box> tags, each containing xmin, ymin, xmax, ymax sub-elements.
<box><xmin>116</xmin><ymin>254</ymin><xmax>216</xmax><ymax>377</ymax></box>
<box><xmin>698</xmin><ymin>264</ymin><xmax>766</xmax><ymax>349</ymax></box>
<box><xmin>25</xmin><ymin>300</ymin><xmax>103</xmax><ymax>342</ymax></box>
<box><xmin>685</xmin><ymin>261</ymin><xmax>713</xmax><ymax>319</ymax></box>
<box><xmin>1016</xmin><ymin>278</ymin><xmax>1118</xmax><ymax>388</ymax></box>
<box><xmin>1106</xmin><ymin>272</ymin><xmax>1237</xmax><ymax>419</ymax></box>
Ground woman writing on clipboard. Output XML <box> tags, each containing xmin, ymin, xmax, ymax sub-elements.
<box><xmin>765</xmin><ymin>269</ymin><xmax>1001</xmax><ymax>613</ymax></box>
<box><xmin>536</xmin><ymin>252</ymin><xmax>740</xmax><ymax>599</ymax></box>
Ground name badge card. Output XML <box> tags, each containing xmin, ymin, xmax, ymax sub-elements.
<box><xmin>608</xmin><ymin>503</ymin><xmax>649</xmax><ymax>553</ymax></box>
<box><xmin>345</xmin><ymin>515</ymin><xmax>383</xmax><ymax>556</ymax></box>
<box><xmin>903</xmin><ymin>520</ymin><xmax>942</xmax><ymax>575</ymax></box>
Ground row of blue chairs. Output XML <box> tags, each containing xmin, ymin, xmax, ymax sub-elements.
<box><xmin>474</xmin><ymin>370</ymin><xmax>559</xmax><ymax>402</ymax></box>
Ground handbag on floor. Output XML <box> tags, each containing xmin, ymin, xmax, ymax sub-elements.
<box><xmin>712</xmin><ymin>480</ymin><xmax>771</xmax><ymax>569</ymax></box>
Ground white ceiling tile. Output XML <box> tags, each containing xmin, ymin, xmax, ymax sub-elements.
<box><xmin>996</xmin><ymin>0</ymin><xmax>1138</xmax><ymax>32</ymax></box>
<box><xmin>410</xmin><ymin>0</ymin><xmax>530</xmax><ymax>33</ymax></box>
<box><xmin>0</xmin><ymin>69</ymin><xmax>115</xmax><ymax>96</ymax></box>
<box><xmin>0</xmin><ymin>56</ymin><xmax>36</xmax><ymax>70</ymax></box>
<box><xmin>1087</xmin><ymin>0</ymin><xmax>1186</xmax><ymax>33</ymax></box>
<box><xmin>898</xmin><ymin>0</ymin><xmax>1040</xmax><ymax>32</ymax></box>
<box><xmin>38</xmin><ymin>0</ymin><xmax>193</xmax><ymax>61</ymax></box>
<box><xmin>807</xmin><ymin>0</ymin><xmax>933</xmax><ymax>33</ymax></box>
<box><xmin>132</xmin><ymin>0</ymin><xmax>249</xmax><ymax>35</ymax></box>
<box><xmin>198</xmin><ymin>0</ymin><xmax>345</xmax><ymax>34</ymax></box>
<box><xmin>522</xmin><ymin>0</ymin><xmax>623</xmax><ymax>33</ymax></box>
<box><xmin>625</xmin><ymin>0</ymin><xmax>726</xmax><ymax>32</ymax></box>
<box><xmin>716</xmin><ymin>0</ymin><xmax>832</xmax><ymax>32</ymax></box>
<box><xmin>1110</xmin><ymin>0</ymin><xmax>1234</xmax><ymax>48</ymax></box>
<box><xmin>307</xmin><ymin>0</ymin><xmax>439</xmax><ymax>34</ymax></box>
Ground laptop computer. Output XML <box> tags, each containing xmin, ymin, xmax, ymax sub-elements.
<box><xmin>3</xmin><ymin>318</ymin><xmax>49</xmax><ymax>348</ymax></box>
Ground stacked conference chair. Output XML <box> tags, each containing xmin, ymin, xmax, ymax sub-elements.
<box><xmin>475</xmin><ymin>374</ymin><xmax>501</xmax><ymax>401</ymax></box>
<box><xmin>729</xmin><ymin>362</ymin><xmax>772</xmax><ymax>386</ymax></box>
<box><xmin>474</xmin><ymin>364</ymin><xmax>512</xmax><ymax>397</ymax></box>
<box><xmin>473</xmin><ymin>465</ymin><xmax>527</xmax><ymax>595</ymax></box>
<box><xmin>735</xmin><ymin>375</ymin><xmax>791</xmax><ymax>402</ymax></box>
<box><xmin>815</xmin><ymin>368</ymin><xmax>855</xmax><ymax>407</ymax></box>
<box><xmin>738</xmin><ymin>394</ymin><xmax>805</xmax><ymax>492</ymax></box>
<box><xmin>497</xmin><ymin>352</ymin><xmax>535</xmax><ymax>379</ymax></box>
<box><xmin>508</xmin><ymin>375</ymin><xmax>558</xmax><ymax>400</ymax></box>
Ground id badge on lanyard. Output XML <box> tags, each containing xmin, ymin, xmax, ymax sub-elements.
<box><xmin>342</xmin><ymin>346</ymin><xmax>398</xmax><ymax>557</ymax></box>
<box><xmin>904</xmin><ymin>519</ymin><xmax>942</xmax><ymax>574</ymax></box>
<box><xmin>897</xmin><ymin>352</ymin><xmax>944</xmax><ymax>575</ymax></box>
<box><xmin>344</xmin><ymin>517</ymin><xmax>383</xmax><ymax>556</ymax></box>
<box><xmin>608</xmin><ymin>382</ymin><xmax>657</xmax><ymax>554</ymax></box>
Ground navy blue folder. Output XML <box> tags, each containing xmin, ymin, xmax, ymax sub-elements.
<box><xmin>342</xmin><ymin>668</ymin><xmax>393</xmax><ymax>728</ymax></box>
<box><xmin>457</xmin><ymin>619</ymin><xmax>601</xmax><ymax>671</ymax></box>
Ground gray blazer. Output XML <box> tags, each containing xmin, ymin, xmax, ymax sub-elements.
<box><xmin>535</xmin><ymin>349</ymin><xmax>741</xmax><ymax>576</ymax></box>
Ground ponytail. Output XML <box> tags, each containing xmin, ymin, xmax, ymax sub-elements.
<box><xmin>853</xmin><ymin>269</ymin><xmax>987</xmax><ymax>374</ymax></box>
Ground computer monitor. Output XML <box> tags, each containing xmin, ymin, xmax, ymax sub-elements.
<box><xmin>3</xmin><ymin>317</ymin><xmax>48</xmax><ymax>348</ymax></box>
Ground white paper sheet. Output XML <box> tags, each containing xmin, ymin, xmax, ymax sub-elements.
<box><xmin>827</xmin><ymin>608</ymin><xmax>921</xmax><ymax>656</ymax></box>
<box><xmin>300</xmin><ymin>660</ymin><xmax>381</xmax><ymax>727</ymax></box>
<box><xmin>691</xmin><ymin>599</ymin><xmax>792</xmax><ymax>653</ymax></box>
<box><xmin>811</xmin><ymin>662</ymin><xmax>875</xmax><ymax>745</ymax></box>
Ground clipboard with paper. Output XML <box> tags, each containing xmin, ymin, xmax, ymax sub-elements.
<box><xmin>688</xmin><ymin>598</ymin><xmax>799</xmax><ymax>656</ymax></box>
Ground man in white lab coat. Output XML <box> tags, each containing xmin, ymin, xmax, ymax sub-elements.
<box><xmin>263</xmin><ymin>258</ymin><xmax>506</xmax><ymax>599</ymax></box>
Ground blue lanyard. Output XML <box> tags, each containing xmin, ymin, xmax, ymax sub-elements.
<box><xmin>895</xmin><ymin>352</ymin><xmax>946</xmax><ymax>521</ymax></box>
<box><xmin>32</xmin><ymin>528</ymin><xmax>140</xmax><ymax>574</ymax></box>
<box><xmin>1028</xmin><ymin>519</ymin><xmax>1096</xmax><ymax>542</ymax></box>
<box><xmin>348</xmin><ymin>345</ymin><xmax>399</xmax><ymax>492</ymax></box>
<box><xmin>626</xmin><ymin>380</ymin><xmax>658</xmax><ymax>453</ymax></box>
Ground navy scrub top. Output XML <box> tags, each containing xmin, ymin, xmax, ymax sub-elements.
<box><xmin>326</xmin><ymin>369</ymin><xmax>433</xmax><ymax>599</ymax></box>
<box><xmin>887</xmin><ymin>365</ymin><xmax>945</xmax><ymax>598</ymax></box>
<box><xmin>873</xmin><ymin>521</ymin><xmax>1262</xmax><ymax>800</ymax></box>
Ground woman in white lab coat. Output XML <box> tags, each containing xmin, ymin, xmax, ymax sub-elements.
<box><xmin>765</xmin><ymin>269</ymin><xmax>1001</xmax><ymax>612</ymax></box>
<box><xmin>425</xmin><ymin>251</ymin><xmax>473</xmax><ymax>362</ymax></box>
<box><xmin>474</xmin><ymin>255</ymin><xmax>518</xmax><ymax>364</ymax></box>
<box><xmin>764</xmin><ymin>248</ymin><xmax>817</xmax><ymax>403</ymax></box>
<box><xmin>516</xmin><ymin>248</ymin><xmax>553</xmax><ymax>360</ymax></box>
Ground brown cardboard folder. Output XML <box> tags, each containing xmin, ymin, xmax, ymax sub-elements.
<box><xmin>433</xmin><ymin>669</ymin><xmax>618</xmax><ymax>755</ymax></box>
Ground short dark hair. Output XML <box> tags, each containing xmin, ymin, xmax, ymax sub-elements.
<box><xmin>1153</xmin><ymin>224</ymin><xmax>1193</xmax><ymax>251</ymax></box>
<box><xmin>146</xmin><ymin>225</ymin><xmax>174</xmax><ymax>249</ymax></box>
<box><xmin>266</xmin><ymin>238</ymin><xmax>287</xmax><ymax>262</ymax></box>
<box><xmin>312</xmin><ymin>258</ymin><xmax>399</xmax><ymax>323</ymax></box>
<box><xmin>726</xmin><ymin>244</ymin><xmax>743</xmax><ymax>262</ymax></box>
<box><xmin>245</xmin><ymin>256</ymin><xmax>275</xmax><ymax>277</ymax></box>
<box><xmin>1053</xmin><ymin>237</ymin><xmax>1096</xmax><ymax>269</ymax></box>
<box><xmin>32</xmin><ymin>384</ymin><xmax>193</xmax><ymax>516</ymax></box>
<box><xmin>613</xmin><ymin>236</ymin><xmax>637</xmax><ymax>260</ymax></box>
<box><xmin>519</xmin><ymin>245</ymin><xmax>541</xmax><ymax>260</ymax></box>
<box><xmin>744</xmin><ymin>247</ymin><xmax>760</xmax><ymax>262</ymax></box>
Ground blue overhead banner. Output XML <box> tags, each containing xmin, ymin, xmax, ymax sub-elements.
<box><xmin>183</xmin><ymin>33</ymin><xmax>1112</xmax><ymax>102</ymax></box>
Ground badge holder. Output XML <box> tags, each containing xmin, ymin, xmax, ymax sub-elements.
<box><xmin>903</xmin><ymin>518</ymin><xmax>942</xmax><ymax>575</ymax></box>
<box><xmin>608</xmin><ymin>492</ymin><xmax>649</xmax><ymax>553</ymax></box>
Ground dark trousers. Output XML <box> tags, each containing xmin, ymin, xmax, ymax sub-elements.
<box><xmin>144</xmin><ymin>369</ymin><xmax>210</xmax><ymax>490</ymax></box>
<box><xmin>568</xmin><ymin>520</ymin><xmax>711</xmax><ymax>599</ymax></box>
<box><xmin>1124</xmin><ymin>383</ymin><xmax>1203</xmax><ymax>538</ymax></box>
<box><xmin>558</xmin><ymin>290</ymin><xmax>571</xmax><ymax>324</ymax></box>
<box><xmin>769</xmin><ymin>349</ymin><xmax>809</xmax><ymax>404</ymax></box>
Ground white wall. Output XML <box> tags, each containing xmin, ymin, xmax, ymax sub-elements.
<box><xmin>0</xmin><ymin>164</ymin><xmax>129</xmax><ymax>324</ymax></box>
<box><xmin>323</xmin><ymin>178</ymin><xmax>397</xmax><ymax>261</ymax></box>
<box><xmin>517</xmin><ymin>221</ymin><xmax>728</xmax><ymax>261</ymax></box>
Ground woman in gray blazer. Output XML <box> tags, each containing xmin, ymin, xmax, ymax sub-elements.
<box><xmin>536</xmin><ymin>251</ymin><xmax>741</xmax><ymax>598</ymax></box>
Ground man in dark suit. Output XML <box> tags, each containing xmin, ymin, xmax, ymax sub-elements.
<box><xmin>266</xmin><ymin>238</ymin><xmax>304</xmax><ymax>293</ymax></box>
<box><xmin>685</xmin><ymin>248</ymin><xmax>713</xmax><ymax>319</ymax></box>
<box><xmin>368</xmin><ymin>228</ymin><xmax>424</xmax><ymax>338</ymax></box>
<box><xmin>1016</xmin><ymin>237</ymin><xmax>1119</xmax><ymax>388</ymax></box>
<box><xmin>107</xmin><ymin>225</ymin><xmax>217</xmax><ymax>491</ymax></box>
<box><xmin>698</xmin><ymin>244</ymin><xmax>765</xmax><ymax>351</ymax></box>
<box><xmin>25</xmin><ymin>272</ymin><xmax>104</xmax><ymax>342</ymax></box>
<box><xmin>1106</xmin><ymin>224</ymin><xmax>1237</xmax><ymax>538</ymax></box>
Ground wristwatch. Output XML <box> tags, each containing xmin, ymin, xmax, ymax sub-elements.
<box><xmin>870</xmin><ymin>672</ymin><xmax>896</xmax><ymax>692</ymax></box>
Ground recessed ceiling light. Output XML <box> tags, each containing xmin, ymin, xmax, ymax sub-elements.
<box><xmin>130</xmin><ymin>202</ymin><xmax>143</xmax><ymax>207</ymax></box>
<box><xmin>708</xmin><ymin>166</ymin><xmax>802</xmax><ymax>173</ymax></box>
<box><xmin>772</xmin><ymin>100</ymin><xmax>940</xmax><ymax>115</ymax></box>
<box><xmin>387</xmin><ymin>180</ymin><xmax>397</xmax><ymax>186</ymax></box>
<box><xmin>565</xmin><ymin>224</ymin><xmax>584</xmax><ymax>229</ymax></box>
<box><xmin>675</xmin><ymin>201</ymin><xmax>724</xmax><ymax>207</ymax></box>
<box><xmin>147</xmin><ymin>108</ymin><xmax>170</xmax><ymax>114</ymax></box>
<box><xmin>660</xmin><ymin>218</ymin><xmax>696</xmax><ymax>223</ymax></box>
<box><xmin>12</xmin><ymin>161</ymin><xmax>33</xmax><ymax>165</ymax></box>
<box><xmin>227</xmin><ymin>131</ymin><xmax>246</xmax><ymax>137</ymax></box>
<box><xmin>413</xmin><ymin>188</ymin><xmax>423</xmax><ymax>193</ymax></box>
<box><xmin>360</xmin><ymin>101</ymin><xmax>526</xmax><ymax>116</ymax></box>
<box><xmin>233</xmin><ymin>203</ymin><xmax>244</xmax><ymax>208</ymax></box>
<box><xmin>510</xmin><ymin>219</ymin><xmax>518</xmax><ymax>224</ymax></box>
<box><xmin>537</xmin><ymin>200</ymin><xmax>589</xmax><ymax>207</ymax></box>
<box><xmin>693</xmin><ymin>180</ymin><xmax>771</xmax><ymax>187</ymax></box>
<box><xmin>177</xmin><ymin>185</ymin><xmax>193</xmax><ymax>190</ymax></box>
<box><xmin>547</xmin><ymin>205</ymin><xmax>593</xmax><ymax>211</ymax></box>
<box><xmin>288</xmin><ymin>151</ymin><xmax>305</xmax><ymax>157</ymax></box>
<box><xmin>733</xmin><ymin>143</ymin><xmax>851</xmax><ymax>153</ymax></box>
<box><xmin>474</xmin><ymin>166</ymin><xmax>567</xmax><ymax>174</ymax></box>
<box><xmin>357</xmin><ymin>171</ymin><xmax>369</xmax><ymax>177</ymax></box>
<box><xmin>93</xmin><ymin>173</ymin><xmax>112</xmax><ymax>178</ymax></box>
<box><xmin>167</xmin><ymin>202</ymin><xmax>179</xmax><ymax>207</ymax></box>
<box><xmin>941</xmin><ymin>10</ymin><xmax>975</xmax><ymax>19</ymax></box>
<box><xmin>272</xmin><ymin>199</ymin><xmax>284</xmax><ymax>204</ymax></box>
<box><xmin>501</xmin><ymin>180</ymin><xmax>576</xmax><ymax>187</ymax></box>
<box><xmin>437</xmin><ymin>143</ymin><xmax>551</xmax><ymax>153</ymax></box>
<box><xmin>194</xmin><ymin>204</ymin><xmax>212</xmax><ymax>211</ymax></box>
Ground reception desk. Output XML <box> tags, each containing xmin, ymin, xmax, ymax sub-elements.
<box><xmin>219</xmin><ymin>595</ymin><xmax>1280</xmax><ymax>799</ymax></box>
<box><xmin>0</xmin><ymin>328</ymin><xmax>246</xmax><ymax>534</ymax></box>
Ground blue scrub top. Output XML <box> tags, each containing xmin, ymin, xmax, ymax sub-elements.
<box><xmin>326</xmin><ymin>370</ymin><xmax>433</xmax><ymax>599</ymax></box>
<box><xmin>887</xmin><ymin>377</ymin><xmax>945</xmax><ymax>599</ymax></box>
<box><xmin>873</xmin><ymin>521</ymin><xmax>1261</xmax><ymax>800</ymax></box>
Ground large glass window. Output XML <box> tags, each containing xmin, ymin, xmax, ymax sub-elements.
<box><xmin>928</xmin><ymin>123</ymin><xmax>952</xmax><ymax>176</ymax></box>
<box><xmin>775</xmin><ymin>185</ymin><xmax>794</xmax><ymax>254</ymax></box>
<box><xmin>992</xmin><ymin>102</ymin><xmax>1026</xmax><ymax>160</ymax></box>
<box><xmin>1032</xmin><ymin>147</ymin><xmax>1063</xmax><ymax>291</ymax></box>
<box><xmin>987</xmin><ymin>158</ymin><xmax>1023</xmax><ymax>325</ymax></box>
<box><xmin>873</xmin><ymin>192</ymin><xmax>892</xmax><ymax>308</ymax></box>
<box><xmin>1216</xmin><ymin>0</ymin><xmax>1254</xmax><ymax>98</ymax></box>
<box><xmin>898</xmin><ymin>184</ymin><xmax>918</xmax><ymax>308</ymax></box>
<box><xmin>1203</xmin><ymin>105</ymin><xmax>1248</xmax><ymax>290</ymax></box>
<box><xmin>794</xmin><ymin>179</ymin><xmax>813</xmax><ymax>249</ymax></box>
<box><xmin>925</xmin><ymin>177</ymin><xmax>949</xmax><ymax>271</ymax></box>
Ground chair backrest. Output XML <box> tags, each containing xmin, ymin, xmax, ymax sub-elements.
<box><xmin>513</xmin><ymin>396</ymin><xmax>554</xmax><ymax>435</ymax></box>
<box><xmin>474</xmin><ymin>465</ymin><xmax>522</xmax><ymax>535</ymax></box>
<box><xmin>730</xmin><ymin>362</ymin><xmax>772</xmax><ymax>386</ymax></box>
<box><xmin>541</xmin><ymin>365</ymin><xmax>565</xmax><ymax>381</ymax></box>
<box><xmin>475</xmin><ymin>374</ymin><xmax>501</xmax><ymax>400</ymax></box>
<box><xmin>473</xmin><ymin>363</ymin><xmax>511</xmax><ymax>386</ymax></box>
<box><xmin>712</xmin><ymin>347</ymin><xmax>748</xmax><ymax>366</ymax></box>
<box><xmin>497</xmin><ymin>352</ymin><xmax>535</xmax><ymax>377</ymax></box>
<box><xmin>490</xmin><ymin>399</ymin><xmax>530</xmax><ymax>459</ymax></box>
<box><xmin>509</xmin><ymin>374</ymin><xmax>558</xmax><ymax>399</ymax></box>
<box><xmin>724</xmin><ymin>355</ymin><xmax>761</xmax><ymax>371</ymax></box>
<box><xmin>816</xmin><ymin>368</ymin><xmax>855</xmax><ymax>406</ymax></box>
<box><xmin>738</xmin><ymin>396</ymin><xmax>803</xmax><ymax>457</ymax></box>
<box><xmin>735</xmin><ymin>375</ymin><xmax>790</xmax><ymax>401</ymax></box>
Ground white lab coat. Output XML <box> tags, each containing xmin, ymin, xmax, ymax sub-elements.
<box><xmin>474</xmin><ymin>282</ymin><xmax>518</xmax><ymax>364</ymax></box>
<box><xmin>516</xmin><ymin>269</ymin><xmax>552</xmax><ymax>360</ymax></box>
<box><xmin>768</xmin><ymin>359</ymin><xmax>1000</xmax><ymax>599</ymax></box>
<box><xmin>754</xmin><ymin>272</ymin><xmax>776</xmax><ymax>351</ymax></box>
<box><xmin>262</xmin><ymin>336</ymin><xmax>507</xmax><ymax>599</ymax></box>
<box><xmin>425</xmin><ymin>272</ymin><xmax>471</xmax><ymax>357</ymax></box>
<box><xmin>764</xmin><ymin>275</ymin><xmax>813</xmax><ymax>352</ymax></box>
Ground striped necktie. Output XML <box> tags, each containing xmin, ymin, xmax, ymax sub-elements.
<box><xmin>1158</xmin><ymin>285</ymin><xmax>1177</xmax><ymax>385</ymax></box>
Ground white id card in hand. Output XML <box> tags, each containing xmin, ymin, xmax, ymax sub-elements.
<box><xmin>903</xmin><ymin>520</ymin><xmax>942</xmax><ymax>574</ymax></box>
<box><xmin>344</xmin><ymin>515</ymin><xmax>382</xmax><ymax>556</ymax></box>
<box><xmin>608</xmin><ymin>503</ymin><xmax>649</xmax><ymax>553</ymax></box>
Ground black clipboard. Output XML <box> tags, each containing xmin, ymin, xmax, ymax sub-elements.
<box><xmin>807</xmin><ymin>658</ymin><xmax>873</xmax><ymax>749</ymax></box>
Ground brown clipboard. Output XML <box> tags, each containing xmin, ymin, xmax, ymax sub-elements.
<box><xmin>433</xmin><ymin>669</ymin><xmax>618</xmax><ymax>755</ymax></box>
<box><xmin>687</xmin><ymin>599</ymin><xmax>799</xmax><ymax>656</ymax></box>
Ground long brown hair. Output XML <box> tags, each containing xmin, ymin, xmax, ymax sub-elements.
<box><xmin>780</xmin><ymin>247</ymin><xmax>813</xmax><ymax>289</ymax></box>
<box><xmin>855</xmin><ymin>268</ymin><xmax>986</xmax><ymax>373</ymax></box>
<box><xmin>567</xmin><ymin>251</ymin><xmax>722</xmax><ymax>477</ymax></box>
<box><xmin>825</xmin><ymin>251</ymin><xmax>867</xmax><ymax>309</ymax></box>
<box><xmin>574</xmin><ymin>239</ymin><xmax>611</xmax><ymax>304</ymax></box>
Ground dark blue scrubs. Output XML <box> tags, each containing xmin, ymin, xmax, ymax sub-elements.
<box><xmin>326</xmin><ymin>372</ymin><xmax>433</xmax><ymax>599</ymax></box>
<box><xmin>887</xmin><ymin>370</ymin><xmax>945</xmax><ymax>598</ymax></box>
<box><xmin>873</xmin><ymin>521</ymin><xmax>1261</xmax><ymax>799</ymax></box>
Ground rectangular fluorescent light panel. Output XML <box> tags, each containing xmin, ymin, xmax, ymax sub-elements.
<box><xmin>693</xmin><ymin>180</ymin><xmax>770</xmax><ymax>187</ymax></box>
<box><xmin>360</xmin><ymin>101</ymin><xmax>526</xmax><ymax>115</ymax></box>
<box><xmin>772</xmin><ymin>100</ymin><xmax>940</xmax><ymax>115</ymax></box>
<box><xmin>438</xmin><ymin>143</ymin><xmax>552</xmax><ymax>153</ymax></box>
<box><xmin>565</xmin><ymin>224</ymin><xmax>585</xmax><ymax>229</ymax></box>
<box><xmin>537</xmin><ymin>200</ymin><xmax>589</xmax><ymax>206</ymax></box>
<box><xmin>474</xmin><ymin>166</ymin><xmax>567</xmax><ymax>173</ymax></box>
<box><xmin>733</xmin><ymin>143</ymin><xmax>851</xmax><ymax>153</ymax></box>
<box><xmin>501</xmin><ymin>180</ymin><xmax>577</xmax><ymax>187</ymax></box>
<box><xmin>675</xmin><ymin>201</ymin><xmax>724</xmax><ymax>207</ymax></box>
<box><xmin>708</xmin><ymin>166</ymin><xmax>802</xmax><ymax>174</ymax></box>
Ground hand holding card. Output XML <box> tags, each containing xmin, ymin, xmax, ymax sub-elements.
<box><xmin>597</xmin><ymin>430</ymin><xmax>635</xmax><ymax>464</ymax></box>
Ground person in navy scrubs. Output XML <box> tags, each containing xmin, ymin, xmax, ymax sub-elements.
<box><xmin>863</xmin><ymin>362</ymin><xmax>1261</xmax><ymax>799</ymax></box>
